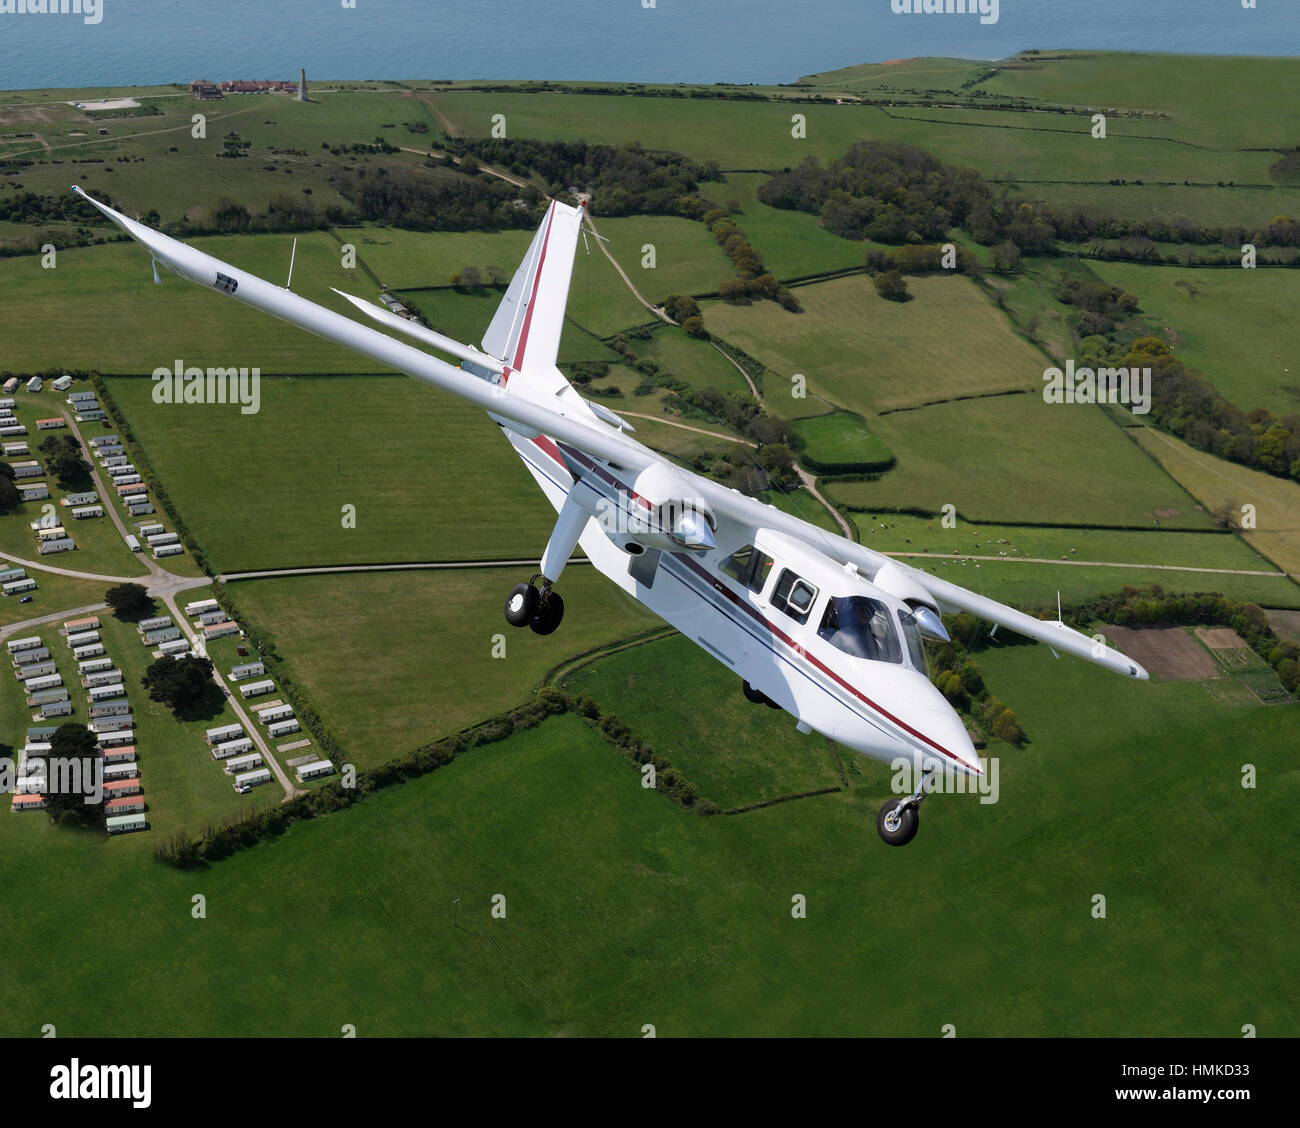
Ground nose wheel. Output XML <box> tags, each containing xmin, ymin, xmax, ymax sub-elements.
<box><xmin>876</xmin><ymin>769</ymin><xmax>933</xmax><ymax>847</ymax></box>
<box><xmin>504</xmin><ymin>579</ymin><xmax>565</xmax><ymax>635</ymax></box>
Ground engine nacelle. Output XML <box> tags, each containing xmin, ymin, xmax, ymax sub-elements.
<box><xmin>595</xmin><ymin>463</ymin><xmax>717</xmax><ymax>553</ymax></box>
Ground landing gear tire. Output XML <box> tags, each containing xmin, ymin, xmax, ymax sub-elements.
<box><xmin>530</xmin><ymin>591</ymin><xmax>565</xmax><ymax>636</ymax></box>
<box><xmin>877</xmin><ymin>801</ymin><xmax>920</xmax><ymax>847</ymax></box>
<box><xmin>505</xmin><ymin>583</ymin><xmax>539</xmax><ymax>627</ymax></box>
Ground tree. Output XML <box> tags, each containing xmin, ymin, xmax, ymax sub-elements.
<box><xmin>991</xmin><ymin>708</ymin><xmax>1023</xmax><ymax>745</ymax></box>
<box><xmin>38</xmin><ymin>434</ymin><xmax>86</xmax><ymax>487</ymax></box>
<box><xmin>105</xmin><ymin>583</ymin><xmax>153</xmax><ymax>620</ymax></box>
<box><xmin>0</xmin><ymin>461</ymin><xmax>17</xmax><ymax>513</ymax></box>
<box><xmin>874</xmin><ymin>269</ymin><xmax>910</xmax><ymax>302</ymax></box>
<box><xmin>43</xmin><ymin>723</ymin><xmax>102</xmax><ymax>828</ymax></box>
<box><xmin>142</xmin><ymin>654</ymin><xmax>214</xmax><ymax>713</ymax></box>
<box><xmin>681</xmin><ymin>314</ymin><xmax>707</xmax><ymax>338</ymax></box>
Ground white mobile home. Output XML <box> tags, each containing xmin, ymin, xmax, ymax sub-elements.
<box><xmin>61</xmin><ymin>491</ymin><xmax>98</xmax><ymax>506</ymax></box>
<box><xmin>72</xmin><ymin>643</ymin><xmax>106</xmax><ymax>659</ymax></box>
<box><xmin>66</xmin><ymin>630</ymin><xmax>100</xmax><ymax>647</ymax></box>
<box><xmin>68</xmin><ymin>391</ymin><xmax>96</xmax><ymax>403</ymax></box>
<box><xmin>104</xmin><ymin>796</ymin><xmax>145</xmax><ymax>816</ymax></box>
<box><xmin>50</xmin><ymin>375</ymin><xmax>74</xmax><ymax>392</ymax></box>
<box><xmin>0</xmin><ymin>426</ymin><xmax>28</xmax><ymax>438</ymax></box>
<box><xmin>63</xmin><ymin>615</ymin><xmax>100</xmax><ymax>632</ymax></box>
<box><xmin>28</xmin><ymin>689</ymin><xmax>69</xmax><ymax>706</ymax></box>
<box><xmin>77</xmin><ymin>409</ymin><xmax>107</xmax><ymax>421</ymax></box>
<box><xmin>224</xmin><ymin>752</ymin><xmax>264</xmax><ymax>774</ymax></box>
<box><xmin>71</xmin><ymin>506</ymin><xmax>104</xmax><ymax>519</ymax></box>
<box><xmin>17</xmin><ymin>661</ymin><xmax>56</xmax><ymax>678</ymax></box>
<box><xmin>113</xmin><ymin>474</ymin><xmax>143</xmax><ymax>487</ymax></box>
<box><xmin>202</xmin><ymin>621</ymin><xmax>238</xmax><ymax>640</ymax></box>
<box><xmin>7</xmin><ymin>636</ymin><xmax>42</xmax><ymax>653</ymax></box>
<box><xmin>127</xmin><ymin>502</ymin><xmax>154</xmax><ymax>516</ymax></box>
<box><xmin>2</xmin><ymin>578</ymin><xmax>38</xmax><ymax>596</ymax></box>
<box><xmin>40</xmin><ymin>700</ymin><xmax>73</xmax><ymax>718</ymax></box>
<box><xmin>90</xmin><ymin>700</ymin><xmax>132</xmax><ymax>718</ymax></box>
<box><xmin>16</xmin><ymin>482</ymin><xmax>48</xmax><ymax>500</ymax></box>
<box><xmin>101</xmin><ymin>746</ymin><xmax>136</xmax><ymax>764</ymax></box>
<box><xmin>137</xmin><ymin>615</ymin><xmax>173</xmax><ymax>632</ymax></box>
<box><xmin>9</xmin><ymin>461</ymin><xmax>42</xmax><ymax>478</ymax></box>
<box><xmin>146</xmin><ymin>532</ymin><xmax>179</xmax><ymax>547</ymax></box>
<box><xmin>89</xmin><ymin>434</ymin><xmax>120</xmax><ymax>447</ymax></box>
<box><xmin>229</xmin><ymin>661</ymin><xmax>265</xmax><ymax>681</ymax></box>
<box><xmin>296</xmin><ymin>760</ymin><xmax>336</xmax><ymax>783</ymax></box>
<box><xmin>101</xmin><ymin>454</ymin><xmax>129</xmax><ymax>468</ymax></box>
<box><xmin>0</xmin><ymin>566</ymin><xmax>26</xmax><ymax>583</ymax></box>
<box><xmin>212</xmin><ymin>737</ymin><xmax>255</xmax><ymax>760</ymax></box>
<box><xmin>98</xmin><ymin>730</ymin><xmax>134</xmax><ymax>748</ymax></box>
<box><xmin>103</xmin><ymin>762</ymin><xmax>140</xmax><ymax>781</ymax></box>
<box><xmin>200</xmin><ymin>609</ymin><xmax>230</xmax><ymax>625</ymax></box>
<box><xmin>158</xmin><ymin>639</ymin><xmax>190</xmax><ymax>656</ymax></box>
<box><xmin>256</xmin><ymin>704</ymin><xmax>294</xmax><ymax>724</ymax></box>
<box><xmin>2</xmin><ymin>442</ymin><xmax>28</xmax><ymax>455</ymax></box>
<box><xmin>25</xmin><ymin>377</ymin><xmax>42</xmax><ymax>393</ymax></box>
<box><xmin>13</xmin><ymin>646</ymin><xmax>51</xmax><ymax>664</ymax></box>
<box><xmin>35</xmin><ymin>417</ymin><xmax>66</xmax><ymax>430</ymax></box>
<box><xmin>266</xmin><ymin>718</ymin><xmax>301</xmax><ymax>739</ymax></box>
<box><xmin>88</xmin><ymin>682</ymin><xmax>126</xmax><ymax>700</ymax></box>
<box><xmin>24</xmin><ymin>674</ymin><xmax>63</xmax><ymax>692</ymax></box>
<box><xmin>35</xmin><ymin>525</ymin><xmax>68</xmax><ymax>540</ymax></box>
<box><xmin>240</xmin><ymin>679</ymin><xmax>275</xmax><ymax>699</ymax></box>
<box><xmin>37</xmin><ymin>538</ymin><xmax>76</xmax><ymax>555</ymax></box>
<box><xmin>124</xmin><ymin>534</ymin><xmax>141</xmax><ymax>553</ymax></box>
<box><xmin>105</xmin><ymin>813</ymin><xmax>146</xmax><ymax>835</ymax></box>
<box><xmin>0</xmin><ymin>379</ymin><xmax>15</xmax><ymax>394</ymax></box>
<box><xmin>137</xmin><ymin>522</ymin><xmax>165</xmax><ymax>537</ymax></box>
<box><xmin>233</xmin><ymin>768</ymin><xmax>272</xmax><ymax>790</ymax></box>
<box><xmin>78</xmin><ymin>657</ymin><xmax>113</xmax><ymax>673</ymax></box>
<box><xmin>84</xmin><ymin>669</ymin><xmax>123</xmax><ymax>688</ymax></box>
<box><xmin>185</xmin><ymin>598</ymin><xmax>220</xmax><ymax>616</ymax></box>
<box><xmin>205</xmin><ymin>723</ymin><xmax>244</xmax><ymax>745</ymax></box>
<box><xmin>92</xmin><ymin>716</ymin><xmax>134</xmax><ymax>734</ymax></box>
<box><xmin>153</xmin><ymin>544</ymin><xmax>183</xmax><ymax>559</ymax></box>
<box><xmin>141</xmin><ymin>626</ymin><xmax>181</xmax><ymax>644</ymax></box>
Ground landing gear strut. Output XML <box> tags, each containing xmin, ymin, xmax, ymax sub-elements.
<box><xmin>876</xmin><ymin>769</ymin><xmax>933</xmax><ymax>847</ymax></box>
<box><xmin>504</xmin><ymin>576</ymin><xmax>565</xmax><ymax>635</ymax></box>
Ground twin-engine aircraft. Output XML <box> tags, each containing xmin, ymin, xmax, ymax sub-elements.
<box><xmin>72</xmin><ymin>185</ymin><xmax>1147</xmax><ymax>845</ymax></box>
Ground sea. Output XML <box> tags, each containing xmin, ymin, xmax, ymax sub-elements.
<box><xmin>0</xmin><ymin>0</ymin><xmax>1296</xmax><ymax>93</ymax></box>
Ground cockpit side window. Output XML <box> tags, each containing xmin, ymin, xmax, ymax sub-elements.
<box><xmin>771</xmin><ymin>568</ymin><xmax>819</xmax><ymax>625</ymax></box>
<box><xmin>720</xmin><ymin>545</ymin><xmax>774</xmax><ymax>594</ymax></box>
<box><xmin>817</xmin><ymin>595</ymin><xmax>903</xmax><ymax>663</ymax></box>
<box><xmin>898</xmin><ymin>609</ymin><xmax>928</xmax><ymax>673</ymax></box>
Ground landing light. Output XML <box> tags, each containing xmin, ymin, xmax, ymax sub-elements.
<box><xmin>913</xmin><ymin>606</ymin><xmax>949</xmax><ymax>642</ymax></box>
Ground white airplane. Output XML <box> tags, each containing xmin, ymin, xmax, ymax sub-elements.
<box><xmin>72</xmin><ymin>185</ymin><xmax>1148</xmax><ymax>846</ymax></box>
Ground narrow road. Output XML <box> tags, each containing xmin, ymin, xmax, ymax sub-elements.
<box><xmin>618</xmin><ymin>411</ymin><xmax>754</xmax><ymax>446</ymax></box>
<box><xmin>161</xmin><ymin>591</ymin><xmax>302</xmax><ymax>800</ymax></box>
<box><xmin>0</xmin><ymin>601</ymin><xmax>107</xmax><ymax>641</ymax></box>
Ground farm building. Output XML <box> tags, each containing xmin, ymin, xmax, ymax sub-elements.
<box><xmin>104</xmin><ymin>795</ymin><xmax>145</xmax><ymax>815</ymax></box>
<box><xmin>141</xmin><ymin>627</ymin><xmax>181</xmax><ymax>645</ymax></box>
<box><xmin>229</xmin><ymin>661</ymin><xmax>265</xmax><ymax>681</ymax></box>
<box><xmin>105</xmin><ymin>813</ymin><xmax>146</xmax><ymax>835</ymax></box>
<box><xmin>203</xmin><ymin>621</ymin><xmax>238</xmax><ymax>640</ymax></box>
<box><xmin>73</xmin><ymin>643</ymin><xmax>106</xmax><ymax>659</ymax></box>
<box><xmin>224</xmin><ymin>752</ymin><xmax>264</xmax><ymax>774</ymax></box>
<box><xmin>137</xmin><ymin>615</ymin><xmax>173</xmax><ymax>632</ymax></box>
<box><xmin>63</xmin><ymin>615</ymin><xmax>100</xmax><ymax>632</ymax></box>
<box><xmin>212</xmin><ymin>737</ymin><xmax>255</xmax><ymax>760</ymax></box>
<box><xmin>66</xmin><ymin>630</ymin><xmax>100</xmax><ymax>647</ymax></box>
<box><xmin>35</xmin><ymin>418</ymin><xmax>66</xmax><ymax>430</ymax></box>
<box><xmin>6</xmin><ymin>635</ymin><xmax>41</xmax><ymax>653</ymax></box>
<box><xmin>186</xmin><ymin>598</ymin><xmax>220</xmax><ymax>616</ymax></box>
<box><xmin>2</xmin><ymin>578</ymin><xmax>38</xmax><ymax>596</ymax></box>
<box><xmin>40</xmin><ymin>700</ymin><xmax>72</xmax><ymax>718</ymax></box>
<box><xmin>102</xmin><ymin>778</ymin><xmax>142</xmax><ymax>798</ymax></box>
<box><xmin>296</xmin><ymin>760</ymin><xmax>336</xmax><ymax>782</ymax></box>
<box><xmin>158</xmin><ymin>639</ymin><xmax>190</xmax><ymax>656</ymax></box>
<box><xmin>50</xmin><ymin>375</ymin><xmax>73</xmax><ymax>392</ymax></box>
<box><xmin>266</xmin><ymin>718</ymin><xmax>301</xmax><ymax>738</ymax></box>
<box><xmin>153</xmin><ymin>545</ymin><xmax>183</xmax><ymax>559</ymax></box>
<box><xmin>37</xmin><ymin>537</ymin><xmax>76</xmax><ymax>555</ymax></box>
<box><xmin>62</xmin><ymin>492</ymin><xmax>98</xmax><ymax>506</ymax></box>
<box><xmin>233</xmin><ymin>768</ymin><xmax>272</xmax><ymax>790</ymax></box>
<box><xmin>240</xmin><ymin>679</ymin><xmax>275</xmax><ymax>699</ymax></box>
<box><xmin>101</xmin><ymin>746</ymin><xmax>136</xmax><ymax>764</ymax></box>
<box><xmin>14</xmin><ymin>646</ymin><xmax>51</xmax><ymax>664</ymax></box>
<box><xmin>205</xmin><ymin>723</ymin><xmax>244</xmax><ymax>745</ymax></box>
<box><xmin>71</xmin><ymin>505</ymin><xmax>104</xmax><ymax>519</ymax></box>
<box><xmin>11</xmin><ymin>793</ymin><xmax>46</xmax><ymax>811</ymax></box>
<box><xmin>256</xmin><ymin>704</ymin><xmax>294</xmax><ymax>724</ymax></box>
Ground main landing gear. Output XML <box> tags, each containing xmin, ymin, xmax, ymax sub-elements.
<box><xmin>876</xmin><ymin>769</ymin><xmax>933</xmax><ymax>847</ymax></box>
<box><xmin>741</xmin><ymin>680</ymin><xmax>781</xmax><ymax>709</ymax></box>
<box><xmin>505</xmin><ymin>578</ymin><xmax>565</xmax><ymax>635</ymax></box>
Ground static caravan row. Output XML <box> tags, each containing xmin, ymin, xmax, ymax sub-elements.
<box><xmin>256</xmin><ymin>703</ymin><xmax>294</xmax><ymax>724</ymax></box>
<box><xmin>240</xmin><ymin>679</ymin><xmax>275</xmax><ymax>699</ymax></box>
<box><xmin>142</xmin><ymin>626</ymin><xmax>181</xmax><ymax>645</ymax></box>
<box><xmin>7</xmin><ymin>635</ymin><xmax>42</xmax><ymax>653</ymax></box>
<box><xmin>153</xmin><ymin>544</ymin><xmax>183</xmax><ymax>559</ymax></box>
<box><xmin>3</xmin><ymin>579</ymin><xmax>39</xmax><ymax>596</ymax></box>
<box><xmin>212</xmin><ymin>737</ymin><xmax>255</xmax><ymax>760</ymax></box>
<box><xmin>37</xmin><ymin>538</ymin><xmax>76</xmax><ymax>555</ymax></box>
<box><xmin>205</xmin><ymin>723</ymin><xmax>244</xmax><ymax>745</ymax></box>
<box><xmin>137</xmin><ymin>615</ymin><xmax>173</xmax><ymax>632</ymax></box>
<box><xmin>224</xmin><ymin>752</ymin><xmax>264</xmax><ymax>774</ymax></box>
<box><xmin>229</xmin><ymin>661</ymin><xmax>265</xmax><ymax>681</ymax></box>
<box><xmin>71</xmin><ymin>506</ymin><xmax>104</xmax><ymax>520</ymax></box>
<box><xmin>72</xmin><ymin>643</ymin><xmax>106</xmax><ymax>660</ymax></box>
<box><xmin>266</xmin><ymin>718</ymin><xmax>301</xmax><ymax>739</ymax></box>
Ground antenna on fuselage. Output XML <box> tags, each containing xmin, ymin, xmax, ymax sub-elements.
<box><xmin>286</xmin><ymin>237</ymin><xmax>298</xmax><ymax>291</ymax></box>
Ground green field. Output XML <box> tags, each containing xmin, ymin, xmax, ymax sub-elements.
<box><xmin>825</xmin><ymin>395</ymin><xmax>1216</xmax><ymax>529</ymax></box>
<box><xmin>704</xmin><ymin>273</ymin><xmax>1045</xmax><ymax>416</ymax></box>
<box><xmin>226</xmin><ymin>566</ymin><xmax>658</xmax><ymax>766</ymax></box>
<box><xmin>104</xmin><ymin>374</ymin><xmax>561</xmax><ymax>571</ymax></box>
<box><xmin>791</xmin><ymin>412</ymin><xmax>893</xmax><ymax>470</ymax></box>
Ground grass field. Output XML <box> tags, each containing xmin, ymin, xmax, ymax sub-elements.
<box><xmin>625</xmin><ymin>325</ymin><xmax>752</xmax><ymax>396</ymax></box>
<box><xmin>1087</xmin><ymin>262</ymin><xmax>1300</xmax><ymax>417</ymax></box>
<box><xmin>0</xmin><ymin>574</ymin><xmax>108</xmax><ymax>628</ymax></box>
<box><xmin>825</xmin><ymin>394</ymin><xmax>1216</xmax><ymax>529</ymax></box>
<box><xmin>704</xmin><ymin>273</ymin><xmax>1046</xmax><ymax>416</ymax></box>
<box><xmin>0</xmin><ymin>647</ymin><xmax>1293</xmax><ymax>1036</ymax></box>
<box><xmin>225</xmin><ymin>565</ymin><xmax>658</xmax><ymax>767</ymax></box>
<box><xmin>1129</xmin><ymin>426</ymin><xmax>1300</xmax><ymax>577</ymax></box>
<box><xmin>791</xmin><ymin>412</ymin><xmax>893</xmax><ymax>469</ymax></box>
<box><xmin>105</xmin><ymin>374</ymin><xmax>561</xmax><ymax>571</ymax></box>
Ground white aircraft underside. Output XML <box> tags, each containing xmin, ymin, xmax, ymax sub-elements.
<box><xmin>71</xmin><ymin>184</ymin><xmax>1149</xmax><ymax>844</ymax></box>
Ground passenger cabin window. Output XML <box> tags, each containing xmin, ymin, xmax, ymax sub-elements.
<box><xmin>898</xmin><ymin>609</ymin><xmax>928</xmax><ymax>673</ymax></box>
<box><xmin>817</xmin><ymin>596</ymin><xmax>902</xmax><ymax>663</ymax></box>
<box><xmin>720</xmin><ymin>545</ymin><xmax>773</xmax><ymax>594</ymax></box>
<box><xmin>771</xmin><ymin>568</ymin><xmax>819</xmax><ymax>625</ymax></box>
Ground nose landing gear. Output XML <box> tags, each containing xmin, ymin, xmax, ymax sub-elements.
<box><xmin>876</xmin><ymin>768</ymin><xmax>933</xmax><ymax>847</ymax></box>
